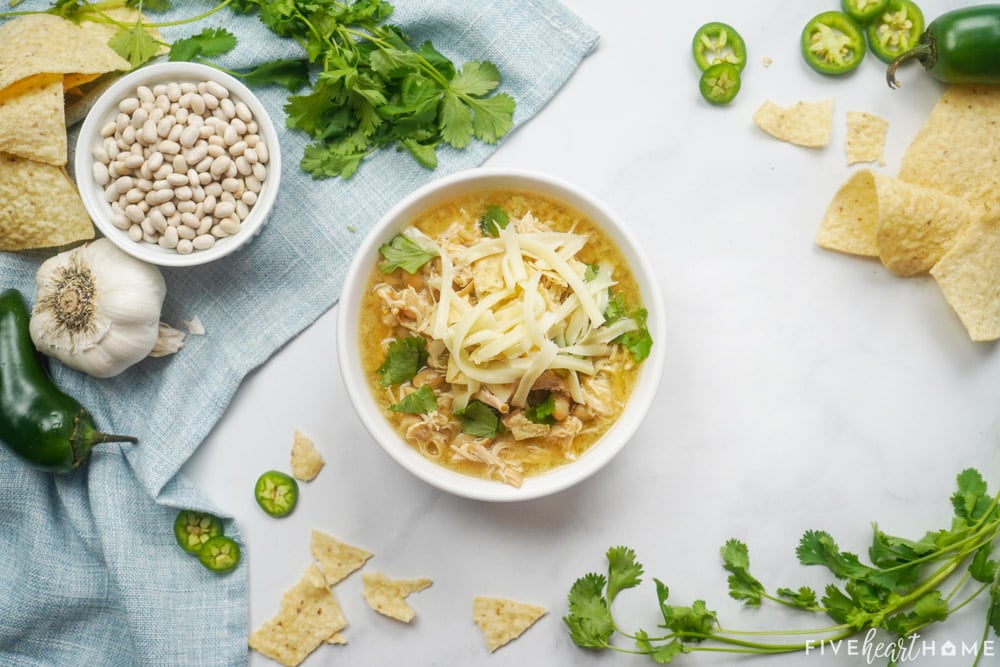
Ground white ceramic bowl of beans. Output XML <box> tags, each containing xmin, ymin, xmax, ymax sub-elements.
<box><xmin>74</xmin><ymin>61</ymin><xmax>280</xmax><ymax>267</ymax></box>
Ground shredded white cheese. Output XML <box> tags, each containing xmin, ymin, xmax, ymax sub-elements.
<box><xmin>426</xmin><ymin>212</ymin><xmax>634</xmax><ymax>408</ymax></box>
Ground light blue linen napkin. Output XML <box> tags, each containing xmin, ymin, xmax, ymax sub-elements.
<box><xmin>0</xmin><ymin>2</ymin><xmax>598</xmax><ymax>665</ymax></box>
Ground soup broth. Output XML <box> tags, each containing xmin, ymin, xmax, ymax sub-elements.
<box><xmin>359</xmin><ymin>189</ymin><xmax>648</xmax><ymax>487</ymax></box>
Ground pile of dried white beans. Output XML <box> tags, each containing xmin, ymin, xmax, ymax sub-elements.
<box><xmin>91</xmin><ymin>79</ymin><xmax>269</xmax><ymax>254</ymax></box>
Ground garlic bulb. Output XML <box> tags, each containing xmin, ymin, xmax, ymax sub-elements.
<box><xmin>30</xmin><ymin>238</ymin><xmax>166</xmax><ymax>378</ymax></box>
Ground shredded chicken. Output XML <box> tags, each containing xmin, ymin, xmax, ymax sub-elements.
<box><xmin>450</xmin><ymin>435</ymin><xmax>523</xmax><ymax>487</ymax></box>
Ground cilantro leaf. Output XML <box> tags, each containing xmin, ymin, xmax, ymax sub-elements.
<box><xmin>168</xmin><ymin>27</ymin><xmax>236</xmax><ymax>62</ymax></box>
<box><xmin>970</xmin><ymin>543</ymin><xmax>999</xmax><ymax>584</ymax></box>
<box><xmin>109</xmin><ymin>24</ymin><xmax>162</xmax><ymax>69</ymax></box>
<box><xmin>439</xmin><ymin>91</ymin><xmax>473</xmax><ymax>148</ymax></box>
<box><xmin>376</xmin><ymin>336</ymin><xmax>428</xmax><ymax>386</ymax></box>
<box><xmin>389</xmin><ymin>385</ymin><xmax>438</xmax><ymax>414</ymax></box>
<box><xmin>606</xmin><ymin>546</ymin><xmax>643</xmax><ymax>603</ymax></box>
<box><xmin>378</xmin><ymin>234</ymin><xmax>438</xmax><ymax>274</ymax></box>
<box><xmin>456</xmin><ymin>400</ymin><xmax>504</xmax><ymax>438</ymax></box>
<box><xmin>479</xmin><ymin>205</ymin><xmax>509</xmax><ymax>237</ymax></box>
<box><xmin>777</xmin><ymin>586</ymin><xmax>820</xmax><ymax>610</ymax></box>
<box><xmin>469</xmin><ymin>92</ymin><xmax>516</xmax><ymax>144</ymax></box>
<box><xmin>525</xmin><ymin>394</ymin><xmax>556</xmax><ymax>425</ymax></box>
<box><xmin>721</xmin><ymin>539</ymin><xmax>764</xmax><ymax>607</ymax></box>
<box><xmin>635</xmin><ymin>629</ymin><xmax>684</xmax><ymax>665</ymax></box>
<box><xmin>451</xmin><ymin>60</ymin><xmax>502</xmax><ymax>97</ymax></box>
<box><xmin>564</xmin><ymin>572</ymin><xmax>613</xmax><ymax>649</ymax></box>
<box><xmin>238</xmin><ymin>59</ymin><xmax>311</xmax><ymax>92</ymax></box>
<box><xmin>953</xmin><ymin>468</ymin><xmax>992</xmax><ymax>521</ymax></box>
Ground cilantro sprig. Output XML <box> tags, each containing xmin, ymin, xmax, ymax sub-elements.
<box><xmin>566</xmin><ymin>468</ymin><xmax>1000</xmax><ymax>665</ymax></box>
<box><xmin>231</xmin><ymin>0</ymin><xmax>516</xmax><ymax>179</ymax></box>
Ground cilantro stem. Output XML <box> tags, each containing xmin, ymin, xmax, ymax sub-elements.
<box><xmin>140</xmin><ymin>1</ymin><xmax>233</xmax><ymax>29</ymax></box>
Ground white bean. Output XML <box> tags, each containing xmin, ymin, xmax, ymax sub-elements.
<box><xmin>193</xmin><ymin>234</ymin><xmax>215</xmax><ymax>250</ymax></box>
<box><xmin>92</xmin><ymin>163</ymin><xmax>110</xmax><ymax>187</ymax></box>
<box><xmin>176</xmin><ymin>239</ymin><xmax>194</xmax><ymax>254</ymax></box>
<box><xmin>118</xmin><ymin>97</ymin><xmax>140</xmax><ymax>114</ymax></box>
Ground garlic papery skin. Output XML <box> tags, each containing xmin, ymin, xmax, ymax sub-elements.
<box><xmin>29</xmin><ymin>238</ymin><xmax>167</xmax><ymax>378</ymax></box>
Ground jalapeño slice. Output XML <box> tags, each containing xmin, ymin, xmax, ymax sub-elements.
<box><xmin>198</xmin><ymin>536</ymin><xmax>241</xmax><ymax>573</ymax></box>
<box><xmin>254</xmin><ymin>470</ymin><xmax>299</xmax><ymax>518</ymax></box>
<box><xmin>698</xmin><ymin>63</ymin><xmax>741</xmax><ymax>106</ymax></box>
<box><xmin>801</xmin><ymin>11</ymin><xmax>867</xmax><ymax>75</ymax></box>
<box><xmin>173</xmin><ymin>510</ymin><xmax>223</xmax><ymax>555</ymax></box>
<box><xmin>841</xmin><ymin>0</ymin><xmax>890</xmax><ymax>25</ymax></box>
<box><xmin>867</xmin><ymin>0</ymin><xmax>924</xmax><ymax>63</ymax></box>
<box><xmin>692</xmin><ymin>21</ymin><xmax>747</xmax><ymax>73</ymax></box>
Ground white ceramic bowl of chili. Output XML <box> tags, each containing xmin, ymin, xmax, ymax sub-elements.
<box><xmin>74</xmin><ymin>61</ymin><xmax>280</xmax><ymax>267</ymax></box>
<box><xmin>337</xmin><ymin>168</ymin><xmax>666</xmax><ymax>502</ymax></box>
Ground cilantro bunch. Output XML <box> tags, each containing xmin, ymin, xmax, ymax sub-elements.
<box><xmin>566</xmin><ymin>468</ymin><xmax>1000</xmax><ymax>665</ymax></box>
<box><xmin>231</xmin><ymin>0</ymin><xmax>516</xmax><ymax>179</ymax></box>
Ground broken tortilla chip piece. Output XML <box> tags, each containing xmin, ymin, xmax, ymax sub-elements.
<box><xmin>0</xmin><ymin>73</ymin><xmax>67</xmax><ymax>165</ymax></box>
<box><xmin>0</xmin><ymin>14</ymin><xmax>130</xmax><ymax>96</ymax></box>
<box><xmin>361</xmin><ymin>571</ymin><xmax>432</xmax><ymax>623</ymax></box>
<box><xmin>248</xmin><ymin>564</ymin><xmax>348</xmax><ymax>667</ymax></box>
<box><xmin>845</xmin><ymin>111</ymin><xmax>889</xmax><ymax>165</ymax></box>
<box><xmin>753</xmin><ymin>98</ymin><xmax>834</xmax><ymax>148</ymax></box>
<box><xmin>816</xmin><ymin>169</ymin><xmax>880</xmax><ymax>257</ymax></box>
<box><xmin>929</xmin><ymin>215</ymin><xmax>1000</xmax><ymax>342</ymax></box>
<box><xmin>290</xmin><ymin>430</ymin><xmax>325</xmax><ymax>481</ymax></box>
<box><xmin>310</xmin><ymin>529</ymin><xmax>373</xmax><ymax>586</ymax></box>
<box><xmin>898</xmin><ymin>85</ymin><xmax>1000</xmax><ymax>211</ymax></box>
<box><xmin>0</xmin><ymin>153</ymin><xmax>94</xmax><ymax>251</ymax></box>
<box><xmin>472</xmin><ymin>596</ymin><xmax>547</xmax><ymax>652</ymax></box>
<box><xmin>874</xmin><ymin>174</ymin><xmax>981</xmax><ymax>276</ymax></box>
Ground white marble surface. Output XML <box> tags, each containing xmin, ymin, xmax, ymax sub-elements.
<box><xmin>182</xmin><ymin>1</ymin><xmax>1000</xmax><ymax>665</ymax></box>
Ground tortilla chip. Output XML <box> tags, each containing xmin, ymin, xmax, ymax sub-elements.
<box><xmin>361</xmin><ymin>571</ymin><xmax>432</xmax><ymax>623</ymax></box>
<box><xmin>0</xmin><ymin>73</ymin><xmax>66</xmax><ymax>165</ymax></box>
<box><xmin>0</xmin><ymin>153</ymin><xmax>93</xmax><ymax>251</ymax></box>
<box><xmin>845</xmin><ymin>111</ymin><xmax>889</xmax><ymax>165</ymax></box>
<box><xmin>753</xmin><ymin>98</ymin><xmax>834</xmax><ymax>148</ymax></box>
<box><xmin>248</xmin><ymin>565</ymin><xmax>348</xmax><ymax>667</ymax></box>
<box><xmin>472</xmin><ymin>596</ymin><xmax>547</xmax><ymax>652</ymax></box>
<box><xmin>0</xmin><ymin>14</ymin><xmax>130</xmax><ymax>96</ymax></box>
<box><xmin>310</xmin><ymin>529</ymin><xmax>373</xmax><ymax>586</ymax></box>
<box><xmin>930</xmin><ymin>215</ymin><xmax>1000</xmax><ymax>341</ymax></box>
<box><xmin>874</xmin><ymin>174</ymin><xmax>981</xmax><ymax>276</ymax></box>
<box><xmin>817</xmin><ymin>170</ymin><xmax>880</xmax><ymax>257</ymax></box>
<box><xmin>898</xmin><ymin>85</ymin><xmax>1000</xmax><ymax>211</ymax></box>
<box><xmin>290</xmin><ymin>430</ymin><xmax>325</xmax><ymax>482</ymax></box>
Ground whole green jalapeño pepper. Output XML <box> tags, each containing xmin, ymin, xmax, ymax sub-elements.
<box><xmin>888</xmin><ymin>4</ymin><xmax>1000</xmax><ymax>88</ymax></box>
<box><xmin>0</xmin><ymin>288</ymin><xmax>137</xmax><ymax>473</ymax></box>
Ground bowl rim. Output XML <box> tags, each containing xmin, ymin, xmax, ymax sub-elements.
<box><xmin>336</xmin><ymin>167</ymin><xmax>666</xmax><ymax>502</ymax></box>
<box><xmin>73</xmin><ymin>60</ymin><xmax>281</xmax><ymax>267</ymax></box>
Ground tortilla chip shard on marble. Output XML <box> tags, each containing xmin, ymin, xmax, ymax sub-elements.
<box><xmin>930</xmin><ymin>215</ymin><xmax>1000</xmax><ymax>342</ymax></box>
<box><xmin>361</xmin><ymin>571</ymin><xmax>432</xmax><ymax>623</ymax></box>
<box><xmin>248</xmin><ymin>564</ymin><xmax>348</xmax><ymax>667</ymax></box>
<box><xmin>472</xmin><ymin>596</ymin><xmax>547</xmax><ymax>652</ymax></box>
<box><xmin>845</xmin><ymin>110</ymin><xmax>889</xmax><ymax>165</ymax></box>
<box><xmin>752</xmin><ymin>98</ymin><xmax>834</xmax><ymax>148</ymax></box>
<box><xmin>0</xmin><ymin>153</ymin><xmax>94</xmax><ymax>251</ymax></box>
<box><xmin>310</xmin><ymin>529</ymin><xmax>373</xmax><ymax>586</ymax></box>
<box><xmin>290</xmin><ymin>430</ymin><xmax>325</xmax><ymax>481</ymax></box>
